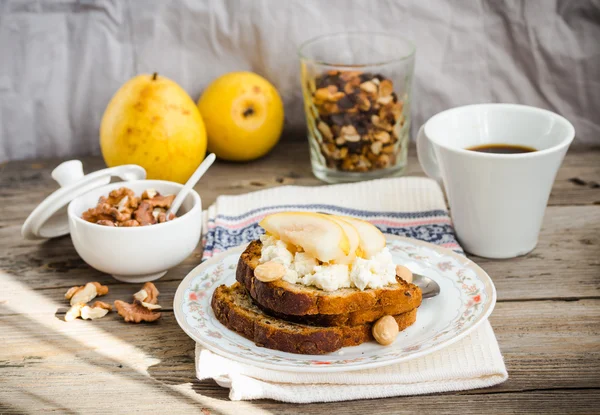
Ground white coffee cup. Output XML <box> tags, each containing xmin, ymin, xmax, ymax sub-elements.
<box><xmin>417</xmin><ymin>104</ymin><xmax>575</xmax><ymax>258</ymax></box>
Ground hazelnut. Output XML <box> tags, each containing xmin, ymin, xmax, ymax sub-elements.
<box><xmin>359</xmin><ymin>81</ymin><xmax>378</xmax><ymax>95</ymax></box>
<box><xmin>320</xmin><ymin>102</ymin><xmax>340</xmax><ymax>115</ymax></box>
<box><xmin>390</xmin><ymin>101</ymin><xmax>403</xmax><ymax>119</ymax></box>
<box><xmin>395</xmin><ymin>265</ymin><xmax>413</xmax><ymax>283</ymax></box>
<box><xmin>371</xmin><ymin>141</ymin><xmax>383</xmax><ymax>155</ymax></box>
<box><xmin>344</xmin><ymin>134</ymin><xmax>361</xmax><ymax>143</ymax></box>
<box><xmin>357</xmin><ymin>95</ymin><xmax>371</xmax><ymax>111</ymax></box>
<box><xmin>255</xmin><ymin>261</ymin><xmax>286</xmax><ymax>282</ymax></box>
<box><xmin>379</xmin><ymin>79</ymin><xmax>394</xmax><ymax>97</ymax></box>
<box><xmin>343</xmin><ymin>81</ymin><xmax>356</xmax><ymax>95</ymax></box>
<box><xmin>340</xmin><ymin>125</ymin><xmax>361</xmax><ymax>142</ymax></box>
<box><xmin>373</xmin><ymin>130</ymin><xmax>391</xmax><ymax>143</ymax></box>
<box><xmin>372</xmin><ymin>315</ymin><xmax>399</xmax><ymax>346</ymax></box>
<box><xmin>382</xmin><ymin>145</ymin><xmax>396</xmax><ymax>154</ymax></box>
<box><xmin>375</xmin><ymin>154</ymin><xmax>392</xmax><ymax>168</ymax></box>
<box><xmin>314</xmin><ymin>86</ymin><xmax>344</xmax><ymax>103</ymax></box>
<box><xmin>341</xmin><ymin>157</ymin><xmax>355</xmax><ymax>171</ymax></box>
<box><xmin>377</xmin><ymin>95</ymin><xmax>394</xmax><ymax>105</ymax></box>
<box><xmin>317</xmin><ymin>121</ymin><xmax>333</xmax><ymax>141</ymax></box>
<box><xmin>372</xmin><ymin>115</ymin><xmax>393</xmax><ymax>132</ymax></box>
<box><xmin>339</xmin><ymin>147</ymin><xmax>348</xmax><ymax>159</ymax></box>
<box><xmin>339</xmin><ymin>70</ymin><xmax>362</xmax><ymax>81</ymax></box>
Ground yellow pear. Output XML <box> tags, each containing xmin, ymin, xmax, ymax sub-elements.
<box><xmin>100</xmin><ymin>73</ymin><xmax>207</xmax><ymax>183</ymax></box>
<box><xmin>198</xmin><ymin>72</ymin><xmax>284</xmax><ymax>161</ymax></box>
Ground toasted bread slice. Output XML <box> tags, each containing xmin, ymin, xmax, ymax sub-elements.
<box><xmin>255</xmin><ymin>301</ymin><xmax>420</xmax><ymax>327</ymax></box>
<box><xmin>211</xmin><ymin>282</ymin><xmax>417</xmax><ymax>355</ymax></box>
<box><xmin>236</xmin><ymin>240</ymin><xmax>422</xmax><ymax>317</ymax></box>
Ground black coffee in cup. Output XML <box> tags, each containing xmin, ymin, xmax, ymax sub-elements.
<box><xmin>467</xmin><ymin>144</ymin><xmax>536</xmax><ymax>154</ymax></box>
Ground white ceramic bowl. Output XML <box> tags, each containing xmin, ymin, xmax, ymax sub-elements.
<box><xmin>68</xmin><ymin>180</ymin><xmax>202</xmax><ymax>283</ymax></box>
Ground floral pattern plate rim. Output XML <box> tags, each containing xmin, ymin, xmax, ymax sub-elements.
<box><xmin>173</xmin><ymin>235</ymin><xmax>496</xmax><ymax>373</ymax></box>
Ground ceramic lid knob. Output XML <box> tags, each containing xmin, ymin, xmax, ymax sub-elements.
<box><xmin>51</xmin><ymin>160</ymin><xmax>85</xmax><ymax>188</ymax></box>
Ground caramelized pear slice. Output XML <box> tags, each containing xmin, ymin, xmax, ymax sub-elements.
<box><xmin>336</xmin><ymin>216</ymin><xmax>386</xmax><ymax>259</ymax></box>
<box><xmin>328</xmin><ymin>215</ymin><xmax>360</xmax><ymax>264</ymax></box>
<box><xmin>259</xmin><ymin>212</ymin><xmax>350</xmax><ymax>262</ymax></box>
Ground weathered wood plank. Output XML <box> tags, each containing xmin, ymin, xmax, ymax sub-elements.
<box><xmin>1</xmin><ymin>143</ymin><xmax>598</xmax><ymax>225</ymax></box>
<box><xmin>1</xmin><ymin>300</ymin><xmax>599</xmax><ymax>403</ymax></box>
<box><xmin>1</xmin><ymin>389</ymin><xmax>599</xmax><ymax>414</ymax></box>
<box><xmin>1</xmin><ymin>205</ymin><xmax>598</xmax><ymax>309</ymax></box>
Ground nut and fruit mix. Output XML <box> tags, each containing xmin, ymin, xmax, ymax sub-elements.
<box><xmin>308</xmin><ymin>70</ymin><xmax>405</xmax><ymax>172</ymax></box>
<box><xmin>81</xmin><ymin>187</ymin><xmax>176</xmax><ymax>227</ymax></box>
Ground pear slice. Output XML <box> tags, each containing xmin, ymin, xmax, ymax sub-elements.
<box><xmin>336</xmin><ymin>216</ymin><xmax>386</xmax><ymax>259</ymax></box>
<box><xmin>259</xmin><ymin>212</ymin><xmax>350</xmax><ymax>262</ymax></box>
<box><xmin>328</xmin><ymin>215</ymin><xmax>360</xmax><ymax>264</ymax></box>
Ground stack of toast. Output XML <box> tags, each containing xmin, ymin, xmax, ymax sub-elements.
<box><xmin>211</xmin><ymin>240</ymin><xmax>423</xmax><ymax>354</ymax></box>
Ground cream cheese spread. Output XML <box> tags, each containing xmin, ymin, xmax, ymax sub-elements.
<box><xmin>259</xmin><ymin>234</ymin><xmax>396</xmax><ymax>291</ymax></box>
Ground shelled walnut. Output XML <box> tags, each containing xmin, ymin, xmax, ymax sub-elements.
<box><xmin>64</xmin><ymin>282</ymin><xmax>111</xmax><ymax>322</ymax></box>
<box><xmin>307</xmin><ymin>70</ymin><xmax>406</xmax><ymax>172</ymax></box>
<box><xmin>65</xmin><ymin>282</ymin><xmax>109</xmax><ymax>306</ymax></box>
<box><xmin>114</xmin><ymin>282</ymin><xmax>162</xmax><ymax>323</ymax></box>
<box><xmin>82</xmin><ymin>187</ymin><xmax>176</xmax><ymax>227</ymax></box>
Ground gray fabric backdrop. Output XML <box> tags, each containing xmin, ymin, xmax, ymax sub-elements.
<box><xmin>1</xmin><ymin>0</ymin><xmax>599</xmax><ymax>162</ymax></box>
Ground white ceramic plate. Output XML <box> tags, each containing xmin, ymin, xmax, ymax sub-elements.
<box><xmin>174</xmin><ymin>235</ymin><xmax>496</xmax><ymax>373</ymax></box>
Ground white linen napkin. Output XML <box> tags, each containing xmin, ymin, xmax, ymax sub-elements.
<box><xmin>196</xmin><ymin>321</ymin><xmax>506</xmax><ymax>403</ymax></box>
<box><xmin>197</xmin><ymin>177</ymin><xmax>507</xmax><ymax>402</ymax></box>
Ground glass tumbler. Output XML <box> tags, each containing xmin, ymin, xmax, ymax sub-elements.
<box><xmin>299</xmin><ymin>33</ymin><xmax>416</xmax><ymax>183</ymax></box>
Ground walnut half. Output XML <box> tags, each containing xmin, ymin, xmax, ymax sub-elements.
<box><xmin>63</xmin><ymin>283</ymin><xmax>110</xmax><ymax>322</ymax></box>
<box><xmin>65</xmin><ymin>300</ymin><xmax>112</xmax><ymax>322</ymax></box>
<box><xmin>115</xmin><ymin>282</ymin><xmax>162</xmax><ymax>323</ymax></box>
<box><xmin>65</xmin><ymin>282</ymin><xmax>108</xmax><ymax>306</ymax></box>
<box><xmin>114</xmin><ymin>301</ymin><xmax>161</xmax><ymax>323</ymax></box>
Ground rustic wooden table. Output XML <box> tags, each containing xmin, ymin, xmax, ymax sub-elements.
<box><xmin>1</xmin><ymin>141</ymin><xmax>599</xmax><ymax>414</ymax></box>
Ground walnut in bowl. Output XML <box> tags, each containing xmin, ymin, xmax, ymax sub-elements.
<box><xmin>81</xmin><ymin>187</ymin><xmax>176</xmax><ymax>227</ymax></box>
<box><xmin>68</xmin><ymin>180</ymin><xmax>202</xmax><ymax>283</ymax></box>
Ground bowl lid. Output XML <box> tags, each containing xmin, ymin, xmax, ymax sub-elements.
<box><xmin>21</xmin><ymin>160</ymin><xmax>146</xmax><ymax>240</ymax></box>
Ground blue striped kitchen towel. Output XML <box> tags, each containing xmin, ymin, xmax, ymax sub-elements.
<box><xmin>201</xmin><ymin>176</ymin><xmax>461</xmax><ymax>260</ymax></box>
